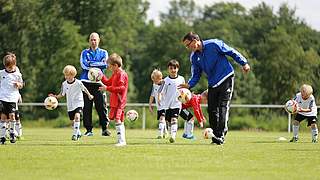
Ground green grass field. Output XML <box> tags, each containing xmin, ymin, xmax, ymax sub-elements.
<box><xmin>0</xmin><ymin>128</ymin><xmax>319</xmax><ymax>180</ymax></box>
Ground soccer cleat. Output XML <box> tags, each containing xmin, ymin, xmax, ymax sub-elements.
<box><xmin>71</xmin><ymin>135</ymin><xmax>77</xmax><ymax>141</ymax></box>
<box><xmin>182</xmin><ymin>133</ymin><xmax>187</xmax><ymax>138</ymax></box>
<box><xmin>9</xmin><ymin>133</ymin><xmax>16</xmax><ymax>143</ymax></box>
<box><xmin>102</xmin><ymin>129</ymin><xmax>111</xmax><ymax>136</ymax></box>
<box><xmin>211</xmin><ymin>134</ymin><xmax>224</xmax><ymax>145</ymax></box>
<box><xmin>169</xmin><ymin>137</ymin><xmax>175</xmax><ymax>143</ymax></box>
<box><xmin>312</xmin><ymin>139</ymin><xmax>318</xmax><ymax>143</ymax></box>
<box><xmin>0</xmin><ymin>137</ymin><xmax>6</xmax><ymax>145</ymax></box>
<box><xmin>115</xmin><ymin>142</ymin><xmax>127</xmax><ymax>147</ymax></box>
<box><xmin>289</xmin><ymin>137</ymin><xmax>298</xmax><ymax>142</ymax></box>
<box><xmin>84</xmin><ymin>131</ymin><xmax>93</xmax><ymax>136</ymax></box>
<box><xmin>185</xmin><ymin>134</ymin><xmax>196</xmax><ymax>140</ymax></box>
<box><xmin>157</xmin><ymin>135</ymin><xmax>162</xmax><ymax>139</ymax></box>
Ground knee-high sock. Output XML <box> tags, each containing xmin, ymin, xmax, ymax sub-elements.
<box><xmin>0</xmin><ymin>121</ymin><xmax>6</xmax><ymax>138</ymax></box>
<box><xmin>15</xmin><ymin>121</ymin><xmax>22</xmax><ymax>136</ymax></box>
<box><xmin>73</xmin><ymin>121</ymin><xmax>80</xmax><ymax>135</ymax></box>
<box><xmin>171</xmin><ymin>118</ymin><xmax>178</xmax><ymax>139</ymax></box>
<box><xmin>293</xmin><ymin>125</ymin><xmax>299</xmax><ymax>138</ymax></box>
<box><xmin>311</xmin><ymin>127</ymin><xmax>318</xmax><ymax>140</ymax></box>
<box><xmin>186</xmin><ymin>119</ymin><xmax>194</xmax><ymax>136</ymax></box>
<box><xmin>9</xmin><ymin>121</ymin><xmax>16</xmax><ymax>134</ymax></box>
<box><xmin>116</xmin><ymin>122</ymin><xmax>126</xmax><ymax>143</ymax></box>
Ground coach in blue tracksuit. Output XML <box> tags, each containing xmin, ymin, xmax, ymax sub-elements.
<box><xmin>180</xmin><ymin>32</ymin><xmax>250</xmax><ymax>145</ymax></box>
<box><xmin>80</xmin><ymin>32</ymin><xmax>110</xmax><ymax>137</ymax></box>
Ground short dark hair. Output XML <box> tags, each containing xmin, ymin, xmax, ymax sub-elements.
<box><xmin>167</xmin><ymin>59</ymin><xmax>180</xmax><ymax>69</ymax></box>
<box><xmin>182</xmin><ymin>32</ymin><xmax>200</xmax><ymax>42</ymax></box>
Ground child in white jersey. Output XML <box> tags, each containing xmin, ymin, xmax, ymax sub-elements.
<box><xmin>0</xmin><ymin>52</ymin><xmax>24</xmax><ymax>145</ymax></box>
<box><xmin>158</xmin><ymin>60</ymin><xmax>185</xmax><ymax>143</ymax></box>
<box><xmin>290</xmin><ymin>84</ymin><xmax>318</xmax><ymax>143</ymax></box>
<box><xmin>149</xmin><ymin>69</ymin><xmax>168</xmax><ymax>139</ymax></box>
<box><xmin>50</xmin><ymin>65</ymin><xmax>93</xmax><ymax>141</ymax></box>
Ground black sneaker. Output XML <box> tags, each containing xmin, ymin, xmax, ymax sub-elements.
<box><xmin>84</xmin><ymin>131</ymin><xmax>93</xmax><ymax>136</ymax></box>
<box><xmin>289</xmin><ymin>137</ymin><xmax>298</xmax><ymax>142</ymax></box>
<box><xmin>0</xmin><ymin>137</ymin><xmax>6</xmax><ymax>145</ymax></box>
<box><xmin>9</xmin><ymin>133</ymin><xmax>16</xmax><ymax>143</ymax></box>
<box><xmin>211</xmin><ymin>135</ymin><xmax>224</xmax><ymax>145</ymax></box>
<box><xmin>102</xmin><ymin>129</ymin><xmax>111</xmax><ymax>136</ymax></box>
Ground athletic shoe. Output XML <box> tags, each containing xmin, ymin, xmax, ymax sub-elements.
<box><xmin>0</xmin><ymin>137</ymin><xmax>6</xmax><ymax>145</ymax></box>
<box><xmin>84</xmin><ymin>131</ymin><xmax>93</xmax><ymax>136</ymax></box>
<box><xmin>289</xmin><ymin>137</ymin><xmax>298</xmax><ymax>142</ymax></box>
<box><xmin>157</xmin><ymin>135</ymin><xmax>162</xmax><ymax>139</ymax></box>
<box><xmin>115</xmin><ymin>142</ymin><xmax>126</xmax><ymax>147</ymax></box>
<box><xmin>71</xmin><ymin>135</ymin><xmax>77</xmax><ymax>141</ymax></box>
<box><xmin>169</xmin><ymin>137</ymin><xmax>175</xmax><ymax>143</ymax></box>
<box><xmin>185</xmin><ymin>134</ymin><xmax>196</xmax><ymax>140</ymax></box>
<box><xmin>211</xmin><ymin>134</ymin><xmax>224</xmax><ymax>145</ymax></box>
<box><xmin>182</xmin><ymin>133</ymin><xmax>187</xmax><ymax>138</ymax></box>
<box><xmin>102</xmin><ymin>129</ymin><xmax>111</xmax><ymax>136</ymax></box>
<box><xmin>9</xmin><ymin>133</ymin><xmax>16</xmax><ymax>143</ymax></box>
<box><xmin>312</xmin><ymin>139</ymin><xmax>318</xmax><ymax>143</ymax></box>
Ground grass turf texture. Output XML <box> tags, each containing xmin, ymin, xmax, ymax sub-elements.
<box><xmin>0</xmin><ymin>128</ymin><xmax>319</xmax><ymax>180</ymax></box>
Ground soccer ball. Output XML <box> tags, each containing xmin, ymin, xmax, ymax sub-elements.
<box><xmin>44</xmin><ymin>96</ymin><xmax>58</xmax><ymax>110</ymax></box>
<box><xmin>178</xmin><ymin>88</ymin><xmax>192</xmax><ymax>104</ymax></box>
<box><xmin>284</xmin><ymin>99</ymin><xmax>298</xmax><ymax>114</ymax></box>
<box><xmin>126</xmin><ymin>109</ymin><xmax>139</xmax><ymax>121</ymax></box>
<box><xmin>88</xmin><ymin>68</ymin><xmax>103</xmax><ymax>82</ymax></box>
<box><xmin>203</xmin><ymin>128</ymin><xmax>214</xmax><ymax>139</ymax></box>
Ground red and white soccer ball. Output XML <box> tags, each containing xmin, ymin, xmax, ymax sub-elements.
<box><xmin>203</xmin><ymin>128</ymin><xmax>214</xmax><ymax>139</ymax></box>
<box><xmin>44</xmin><ymin>96</ymin><xmax>58</xmax><ymax>110</ymax></box>
<box><xmin>284</xmin><ymin>99</ymin><xmax>298</xmax><ymax>114</ymax></box>
<box><xmin>126</xmin><ymin>109</ymin><xmax>139</xmax><ymax>122</ymax></box>
<box><xmin>88</xmin><ymin>68</ymin><xmax>103</xmax><ymax>82</ymax></box>
<box><xmin>178</xmin><ymin>88</ymin><xmax>192</xmax><ymax>104</ymax></box>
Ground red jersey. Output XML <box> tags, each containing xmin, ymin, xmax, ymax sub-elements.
<box><xmin>101</xmin><ymin>69</ymin><xmax>128</xmax><ymax>109</ymax></box>
<box><xmin>182</xmin><ymin>94</ymin><xmax>206</xmax><ymax>124</ymax></box>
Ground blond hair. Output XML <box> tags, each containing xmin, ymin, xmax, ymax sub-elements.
<box><xmin>63</xmin><ymin>65</ymin><xmax>77</xmax><ymax>77</ymax></box>
<box><xmin>300</xmin><ymin>84</ymin><xmax>313</xmax><ymax>96</ymax></box>
<box><xmin>151</xmin><ymin>69</ymin><xmax>162</xmax><ymax>81</ymax></box>
<box><xmin>3</xmin><ymin>52</ymin><xmax>16</xmax><ymax>68</ymax></box>
<box><xmin>107</xmin><ymin>53</ymin><xmax>122</xmax><ymax>67</ymax></box>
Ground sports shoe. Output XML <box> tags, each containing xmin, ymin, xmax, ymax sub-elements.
<box><xmin>157</xmin><ymin>135</ymin><xmax>162</xmax><ymax>139</ymax></box>
<box><xmin>102</xmin><ymin>129</ymin><xmax>111</xmax><ymax>136</ymax></box>
<box><xmin>211</xmin><ymin>134</ymin><xmax>224</xmax><ymax>145</ymax></box>
<box><xmin>71</xmin><ymin>133</ymin><xmax>81</xmax><ymax>141</ymax></box>
<box><xmin>115</xmin><ymin>142</ymin><xmax>127</xmax><ymax>147</ymax></box>
<box><xmin>312</xmin><ymin>139</ymin><xmax>318</xmax><ymax>143</ymax></box>
<box><xmin>169</xmin><ymin>137</ymin><xmax>175</xmax><ymax>143</ymax></box>
<box><xmin>9</xmin><ymin>133</ymin><xmax>16</xmax><ymax>143</ymax></box>
<box><xmin>185</xmin><ymin>134</ymin><xmax>196</xmax><ymax>140</ymax></box>
<box><xmin>289</xmin><ymin>137</ymin><xmax>298</xmax><ymax>142</ymax></box>
<box><xmin>84</xmin><ymin>131</ymin><xmax>93</xmax><ymax>136</ymax></box>
<box><xmin>0</xmin><ymin>137</ymin><xmax>6</xmax><ymax>145</ymax></box>
<box><xmin>182</xmin><ymin>133</ymin><xmax>187</xmax><ymax>138</ymax></box>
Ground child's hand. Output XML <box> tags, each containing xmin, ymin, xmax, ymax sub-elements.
<box><xmin>149</xmin><ymin>104</ymin><xmax>154</xmax><ymax>113</ymax></box>
<box><xmin>99</xmin><ymin>85</ymin><xmax>107</xmax><ymax>91</ymax></box>
<box><xmin>88</xmin><ymin>94</ymin><xmax>94</xmax><ymax>100</ymax></box>
<box><xmin>199</xmin><ymin>122</ymin><xmax>204</xmax><ymax>128</ymax></box>
<box><xmin>13</xmin><ymin>82</ymin><xmax>23</xmax><ymax>89</ymax></box>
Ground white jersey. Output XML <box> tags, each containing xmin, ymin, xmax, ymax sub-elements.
<box><xmin>61</xmin><ymin>79</ymin><xmax>87</xmax><ymax>112</ymax></box>
<box><xmin>294</xmin><ymin>93</ymin><xmax>317</xmax><ymax>117</ymax></box>
<box><xmin>160</xmin><ymin>75</ymin><xmax>185</xmax><ymax>109</ymax></box>
<box><xmin>0</xmin><ymin>69</ymin><xmax>23</xmax><ymax>103</ymax></box>
<box><xmin>150</xmin><ymin>82</ymin><xmax>165</xmax><ymax>110</ymax></box>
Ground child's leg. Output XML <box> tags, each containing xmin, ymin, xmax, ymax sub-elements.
<box><xmin>292</xmin><ymin>120</ymin><xmax>300</xmax><ymax>138</ymax></box>
<box><xmin>15</xmin><ymin>111</ymin><xmax>22</xmax><ymax>137</ymax></box>
<box><xmin>170</xmin><ymin>117</ymin><xmax>178</xmax><ymax>141</ymax></box>
<box><xmin>115</xmin><ymin>110</ymin><xmax>126</xmax><ymax>146</ymax></box>
<box><xmin>8</xmin><ymin>113</ymin><xmax>16</xmax><ymax>143</ymax></box>
<box><xmin>310</xmin><ymin>123</ymin><xmax>318</xmax><ymax>142</ymax></box>
<box><xmin>73</xmin><ymin>112</ymin><xmax>81</xmax><ymax>136</ymax></box>
<box><xmin>158</xmin><ymin>116</ymin><xmax>166</xmax><ymax>138</ymax></box>
<box><xmin>0</xmin><ymin>114</ymin><xmax>7</xmax><ymax>139</ymax></box>
<box><xmin>186</xmin><ymin>118</ymin><xmax>194</xmax><ymax>137</ymax></box>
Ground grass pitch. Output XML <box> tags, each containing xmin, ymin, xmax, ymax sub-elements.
<box><xmin>0</xmin><ymin>128</ymin><xmax>319</xmax><ymax>180</ymax></box>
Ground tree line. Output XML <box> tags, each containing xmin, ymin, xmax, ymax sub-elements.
<box><xmin>0</xmin><ymin>0</ymin><xmax>319</xmax><ymax>119</ymax></box>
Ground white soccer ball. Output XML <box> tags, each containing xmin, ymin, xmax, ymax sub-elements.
<box><xmin>203</xmin><ymin>128</ymin><xmax>214</xmax><ymax>139</ymax></box>
<box><xmin>44</xmin><ymin>96</ymin><xmax>58</xmax><ymax>110</ymax></box>
<box><xmin>88</xmin><ymin>68</ymin><xmax>103</xmax><ymax>82</ymax></box>
<box><xmin>126</xmin><ymin>109</ymin><xmax>139</xmax><ymax>122</ymax></box>
<box><xmin>284</xmin><ymin>99</ymin><xmax>298</xmax><ymax>114</ymax></box>
<box><xmin>178</xmin><ymin>88</ymin><xmax>192</xmax><ymax>104</ymax></box>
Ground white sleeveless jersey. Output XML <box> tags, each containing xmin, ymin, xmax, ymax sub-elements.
<box><xmin>0</xmin><ymin>69</ymin><xmax>23</xmax><ymax>103</ymax></box>
<box><xmin>294</xmin><ymin>93</ymin><xmax>317</xmax><ymax>117</ymax></box>
<box><xmin>150</xmin><ymin>82</ymin><xmax>165</xmax><ymax>110</ymax></box>
<box><xmin>160</xmin><ymin>75</ymin><xmax>185</xmax><ymax>109</ymax></box>
<box><xmin>61</xmin><ymin>79</ymin><xmax>87</xmax><ymax>111</ymax></box>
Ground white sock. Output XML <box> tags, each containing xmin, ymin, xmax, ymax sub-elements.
<box><xmin>311</xmin><ymin>128</ymin><xmax>318</xmax><ymax>140</ymax></box>
<box><xmin>15</xmin><ymin>122</ymin><xmax>22</xmax><ymax>136</ymax></box>
<box><xmin>183</xmin><ymin>121</ymin><xmax>187</xmax><ymax>135</ymax></box>
<box><xmin>0</xmin><ymin>121</ymin><xmax>6</xmax><ymax>138</ymax></box>
<box><xmin>9</xmin><ymin>121</ymin><xmax>16</xmax><ymax>135</ymax></box>
<box><xmin>73</xmin><ymin>121</ymin><xmax>80</xmax><ymax>135</ymax></box>
<box><xmin>163</xmin><ymin>121</ymin><xmax>168</xmax><ymax>135</ymax></box>
<box><xmin>116</xmin><ymin>122</ymin><xmax>126</xmax><ymax>144</ymax></box>
<box><xmin>158</xmin><ymin>121</ymin><xmax>165</xmax><ymax>137</ymax></box>
<box><xmin>293</xmin><ymin>125</ymin><xmax>299</xmax><ymax>138</ymax></box>
<box><xmin>186</xmin><ymin>119</ymin><xmax>194</xmax><ymax>136</ymax></box>
<box><xmin>171</xmin><ymin>119</ymin><xmax>178</xmax><ymax>139</ymax></box>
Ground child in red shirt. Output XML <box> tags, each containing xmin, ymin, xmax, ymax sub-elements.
<box><xmin>99</xmin><ymin>53</ymin><xmax>128</xmax><ymax>146</ymax></box>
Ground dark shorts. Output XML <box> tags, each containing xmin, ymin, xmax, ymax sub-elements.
<box><xmin>157</xmin><ymin>109</ymin><xmax>166</xmax><ymax>120</ymax></box>
<box><xmin>295</xmin><ymin>113</ymin><xmax>317</xmax><ymax>126</ymax></box>
<box><xmin>180</xmin><ymin>109</ymin><xmax>193</xmax><ymax>121</ymax></box>
<box><xmin>0</xmin><ymin>101</ymin><xmax>17</xmax><ymax>114</ymax></box>
<box><xmin>68</xmin><ymin>107</ymin><xmax>83</xmax><ymax>120</ymax></box>
<box><xmin>165</xmin><ymin>108</ymin><xmax>180</xmax><ymax>122</ymax></box>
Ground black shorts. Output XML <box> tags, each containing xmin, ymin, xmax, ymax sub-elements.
<box><xmin>0</xmin><ymin>101</ymin><xmax>17</xmax><ymax>114</ymax></box>
<box><xmin>295</xmin><ymin>113</ymin><xmax>317</xmax><ymax>126</ymax></box>
<box><xmin>68</xmin><ymin>107</ymin><xmax>83</xmax><ymax>120</ymax></box>
<box><xmin>180</xmin><ymin>109</ymin><xmax>193</xmax><ymax>121</ymax></box>
<box><xmin>157</xmin><ymin>109</ymin><xmax>165</xmax><ymax>120</ymax></box>
<box><xmin>165</xmin><ymin>108</ymin><xmax>180</xmax><ymax>122</ymax></box>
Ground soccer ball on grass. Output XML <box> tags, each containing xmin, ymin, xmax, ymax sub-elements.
<box><xmin>44</xmin><ymin>96</ymin><xmax>58</xmax><ymax>110</ymax></box>
<box><xmin>126</xmin><ymin>109</ymin><xmax>139</xmax><ymax>122</ymax></box>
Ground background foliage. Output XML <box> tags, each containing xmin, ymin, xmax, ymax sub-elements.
<box><xmin>0</xmin><ymin>0</ymin><xmax>319</xmax><ymax>121</ymax></box>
